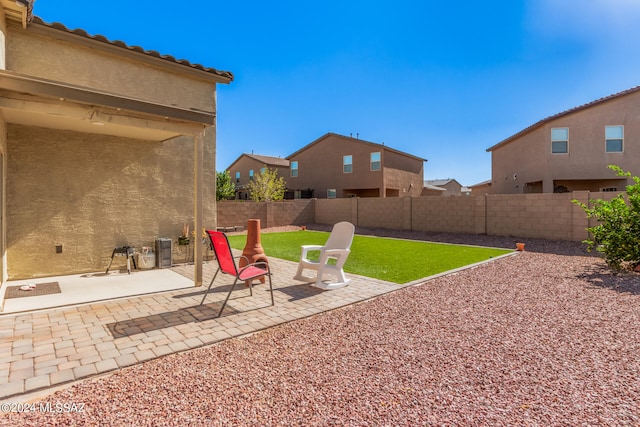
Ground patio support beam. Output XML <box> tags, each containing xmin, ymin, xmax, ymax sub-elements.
<box><xmin>0</xmin><ymin>70</ymin><xmax>216</xmax><ymax>124</ymax></box>
<box><xmin>193</xmin><ymin>130</ymin><xmax>204</xmax><ymax>287</ymax></box>
<box><xmin>0</xmin><ymin>94</ymin><xmax>207</xmax><ymax>138</ymax></box>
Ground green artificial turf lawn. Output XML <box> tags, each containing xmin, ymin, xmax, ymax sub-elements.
<box><xmin>227</xmin><ymin>230</ymin><xmax>511</xmax><ymax>284</ymax></box>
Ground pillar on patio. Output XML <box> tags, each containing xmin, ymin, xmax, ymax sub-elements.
<box><xmin>193</xmin><ymin>130</ymin><xmax>204</xmax><ymax>287</ymax></box>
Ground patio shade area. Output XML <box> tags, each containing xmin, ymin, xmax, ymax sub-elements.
<box><xmin>0</xmin><ymin>269</ymin><xmax>194</xmax><ymax>314</ymax></box>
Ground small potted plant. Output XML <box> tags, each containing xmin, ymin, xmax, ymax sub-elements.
<box><xmin>178</xmin><ymin>223</ymin><xmax>190</xmax><ymax>245</ymax></box>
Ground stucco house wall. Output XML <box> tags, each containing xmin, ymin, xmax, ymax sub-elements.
<box><xmin>0</xmin><ymin>8</ymin><xmax>231</xmax><ymax>280</ymax></box>
<box><xmin>7</xmin><ymin>126</ymin><xmax>215</xmax><ymax>278</ymax></box>
<box><xmin>381</xmin><ymin>149</ymin><xmax>424</xmax><ymax>197</ymax></box>
<box><xmin>6</xmin><ymin>24</ymin><xmax>215</xmax><ymax>112</ymax></box>
<box><xmin>489</xmin><ymin>87</ymin><xmax>640</xmax><ymax>194</ymax></box>
<box><xmin>226</xmin><ymin>154</ymin><xmax>289</xmax><ymax>199</ymax></box>
<box><xmin>287</xmin><ymin>133</ymin><xmax>424</xmax><ymax>198</ymax></box>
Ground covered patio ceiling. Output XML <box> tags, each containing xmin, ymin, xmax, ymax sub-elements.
<box><xmin>0</xmin><ymin>70</ymin><xmax>212</xmax><ymax>140</ymax></box>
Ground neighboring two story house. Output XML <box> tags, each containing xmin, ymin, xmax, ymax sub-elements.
<box><xmin>487</xmin><ymin>86</ymin><xmax>640</xmax><ymax>194</ymax></box>
<box><xmin>286</xmin><ymin>133</ymin><xmax>426</xmax><ymax>198</ymax></box>
<box><xmin>226</xmin><ymin>153</ymin><xmax>289</xmax><ymax>199</ymax></box>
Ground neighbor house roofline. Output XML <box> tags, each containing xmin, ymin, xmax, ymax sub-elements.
<box><xmin>486</xmin><ymin>85</ymin><xmax>640</xmax><ymax>152</ymax></box>
<box><xmin>423</xmin><ymin>184</ymin><xmax>446</xmax><ymax>192</ymax></box>
<box><xmin>286</xmin><ymin>132</ymin><xmax>428</xmax><ymax>163</ymax></box>
<box><xmin>469</xmin><ymin>179</ymin><xmax>491</xmax><ymax>188</ymax></box>
<box><xmin>425</xmin><ymin>179</ymin><xmax>461</xmax><ymax>187</ymax></box>
<box><xmin>226</xmin><ymin>153</ymin><xmax>289</xmax><ymax>170</ymax></box>
<box><xmin>25</xmin><ymin>16</ymin><xmax>233</xmax><ymax>84</ymax></box>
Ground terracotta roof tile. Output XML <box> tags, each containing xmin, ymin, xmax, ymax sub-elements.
<box><xmin>31</xmin><ymin>16</ymin><xmax>233</xmax><ymax>82</ymax></box>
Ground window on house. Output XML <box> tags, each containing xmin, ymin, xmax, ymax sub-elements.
<box><xmin>235</xmin><ymin>171</ymin><xmax>240</xmax><ymax>183</ymax></box>
<box><xmin>249</xmin><ymin>170</ymin><xmax>254</xmax><ymax>181</ymax></box>
<box><xmin>601</xmin><ymin>187</ymin><xmax>618</xmax><ymax>192</ymax></box>
<box><xmin>551</xmin><ymin>128</ymin><xmax>568</xmax><ymax>153</ymax></box>
<box><xmin>291</xmin><ymin>161</ymin><xmax>298</xmax><ymax>177</ymax></box>
<box><xmin>371</xmin><ymin>152</ymin><xmax>381</xmax><ymax>171</ymax></box>
<box><xmin>327</xmin><ymin>189</ymin><xmax>337</xmax><ymax>198</ymax></box>
<box><xmin>343</xmin><ymin>155</ymin><xmax>352</xmax><ymax>173</ymax></box>
<box><xmin>606</xmin><ymin>125</ymin><xmax>623</xmax><ymax>152</ymax></box>
<box><xmin>260</xmin><ymin>167</ymin><xmax>266</xmax><ymax>174</ymax></box>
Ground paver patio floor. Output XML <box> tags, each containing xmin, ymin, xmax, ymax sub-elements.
<box><xmin>0</xmin><ymin>256</ymin><xmax>403</xmax><ymax>401</ymax></box>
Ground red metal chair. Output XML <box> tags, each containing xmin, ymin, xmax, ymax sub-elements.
<box><xmin>200</xmin><ymin>230</ymin><xmax>274</xmax><ymax>317</ymax></box>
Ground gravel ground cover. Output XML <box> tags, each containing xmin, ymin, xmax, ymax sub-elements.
<box><xmin>2</xmin><ymin>228</ymin><xmax>640</xmax><ymax>426</ymax></box>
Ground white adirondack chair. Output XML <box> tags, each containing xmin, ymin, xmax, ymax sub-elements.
<box><xmin>293</xmin><ymin>221</ymin><xmax>355</xmax><ymax>290</ymax></box>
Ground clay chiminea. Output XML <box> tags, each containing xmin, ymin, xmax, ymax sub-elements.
<box><xmin>240</xmin><ymin>219</ymin><xmax>269</xmax><ymax>284</ymax></box>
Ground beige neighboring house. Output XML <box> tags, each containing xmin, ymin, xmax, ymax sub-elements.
<box><xmin>420</xmin><ymin>183</ymin><xmax>447</xmax><ymax>196</ymax></box>
<box><xmin>286</xmin><ymin>133</ymin><xmax>426</xmax><ymax>198</ymax></box>
<box><xmin>422</xmin><ymin>179</ymin><xmax>463</xmax><ymax>196</ymax></box>
<box><xmin>0</xmin><ymin>2</ymin><xmax>232</xmax><ymax>286</ymax></box>
<box><xmin>487</xmin><ymin>85</ymin><xmax>640</xmax><ymax>194</ymax></box>
<box><xmin>226</xmin><ymin>153</ymin><xmax>289</xmax><ymax>199</ymax></box>
<box><xmin>469</xmin><ymin>179</ymin><xmax>491</xmax><ymax>195</ymax></box>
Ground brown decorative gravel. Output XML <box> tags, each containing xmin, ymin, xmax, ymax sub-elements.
<box><xmin>2</xmin><ymin>230</ymin><xmax>640</xmax><ymax>426</ymax></box>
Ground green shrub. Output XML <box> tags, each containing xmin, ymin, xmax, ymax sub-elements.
<box><xmin>247</xmin><ymin>167</ymin><xmax>286</xmax><ymax>202</ymax></box>
<box><xmin>573</xmin><ymin>165</ymin><xmax>640</xmax><ymax>270</ymax></box>
<box><xmin>216</xmin><ymin>171</ymin><xmax>236</xmax><ymax>201</ymax></box>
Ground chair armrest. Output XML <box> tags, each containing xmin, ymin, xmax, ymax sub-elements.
<box><xmin>300</xmin><ymin>245</ymin><xmax>325</xmax><ymax>259</ymax></box>
<box><xmin>239</xmin><ymin>260</ymin><xmax>270</xmax><ymax>276</ymax></box>
<box><xmin>319</xmin><ymin>249</ymin><xmax>351</xmax><ymax>268</ymax></box>
<box><xmin>250</xmin><ymin>261</ymin><xmax>270</xmax><ymax>271</ymax></box>
<box><xmin>237</xmin><ymin>255</ymin><xmax>270</xmax><ymax>270</ymax></box>
<box><xmin>321</xmin><ymin>249</ymin><xmax>350</xmax><ymax>262</ymax></box>
<box><xmin>323</xmin><ymin>249</ymin><xmax>350</xmax><ymax>256</ymax></box>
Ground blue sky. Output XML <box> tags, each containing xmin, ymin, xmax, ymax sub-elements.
<box><xmin>35</xmin><ymin>0</ymin><xmax>640</xmax><ymax>186</ymax></box>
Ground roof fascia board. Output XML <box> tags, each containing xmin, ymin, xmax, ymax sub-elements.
<box><xmin>0</xmin><ymin>92</ymin><xmax>205</xmax><ymax>137</ymax></box>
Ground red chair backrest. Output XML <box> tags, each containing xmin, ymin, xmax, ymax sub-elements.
<box><xmin>206</xmin><ymin>230</ymin><xmax>239</xmax><ymax>276</ymax></box>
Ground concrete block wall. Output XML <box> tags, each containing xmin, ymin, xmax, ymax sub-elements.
<box><xmin>357</xmin><ymin>197</ymin><xmax>410</xmax><ymax>230</ymax></box>
<box><xmin>217</xmin><ymin>191</ymin><xmax>622</xmax><ymax>242</ymax></box>
<box><xmin>412</xmin><ymin>196</ymin><xmax>481</xmax><ymax>234</ymax></box>
<box><xmin>217</xmin><ymin>199</ymin><xmax>314</xmax><ymax>230</ymax></box>
<box><xmin>266</xmin><ymin>199</ymin><xmax>315</xmax><ymax>227</ymax></box>
<box><xmin>486</xmin><ymin>193</ymin><xmax>574</xmax><ymax>240</ymax></box>
<box><xmin>315</xmin><ymin>198</ymin><xmax>356</xmax><ymax>225</ymax></box>
<box><xmin>217</xmin><ymin>201</ymin><xmax>268</xmax><ymax>228</ymax></box>
<box><xmin>311</xmin><ymin>193</ymin><xmax>613</xmax><ymax>242</ymax></box>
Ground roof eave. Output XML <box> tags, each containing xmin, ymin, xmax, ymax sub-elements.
<box><xmin>487</xmin><ymin>84</ymin><xmax>640</xmax><ymax>152</ymax></box>
<box><xmin>287</xmin><ymin>132</ymin><xmax>427</xmax><ymax>162</ymax></box>
<box><xmin>26</xmin><ymin>17</ymin><xmax>233</xmax><ymax>84</ymax></box>
<box><xmin>0</xmin><ymin>70</ymin><xmax>215</xmax><ymax>125</ymax></box>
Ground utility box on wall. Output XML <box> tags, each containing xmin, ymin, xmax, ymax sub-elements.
<box><xmin>156</xmin><ymin>238</ymin><xmax>172</xmax><ymax>268</ymax></box>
